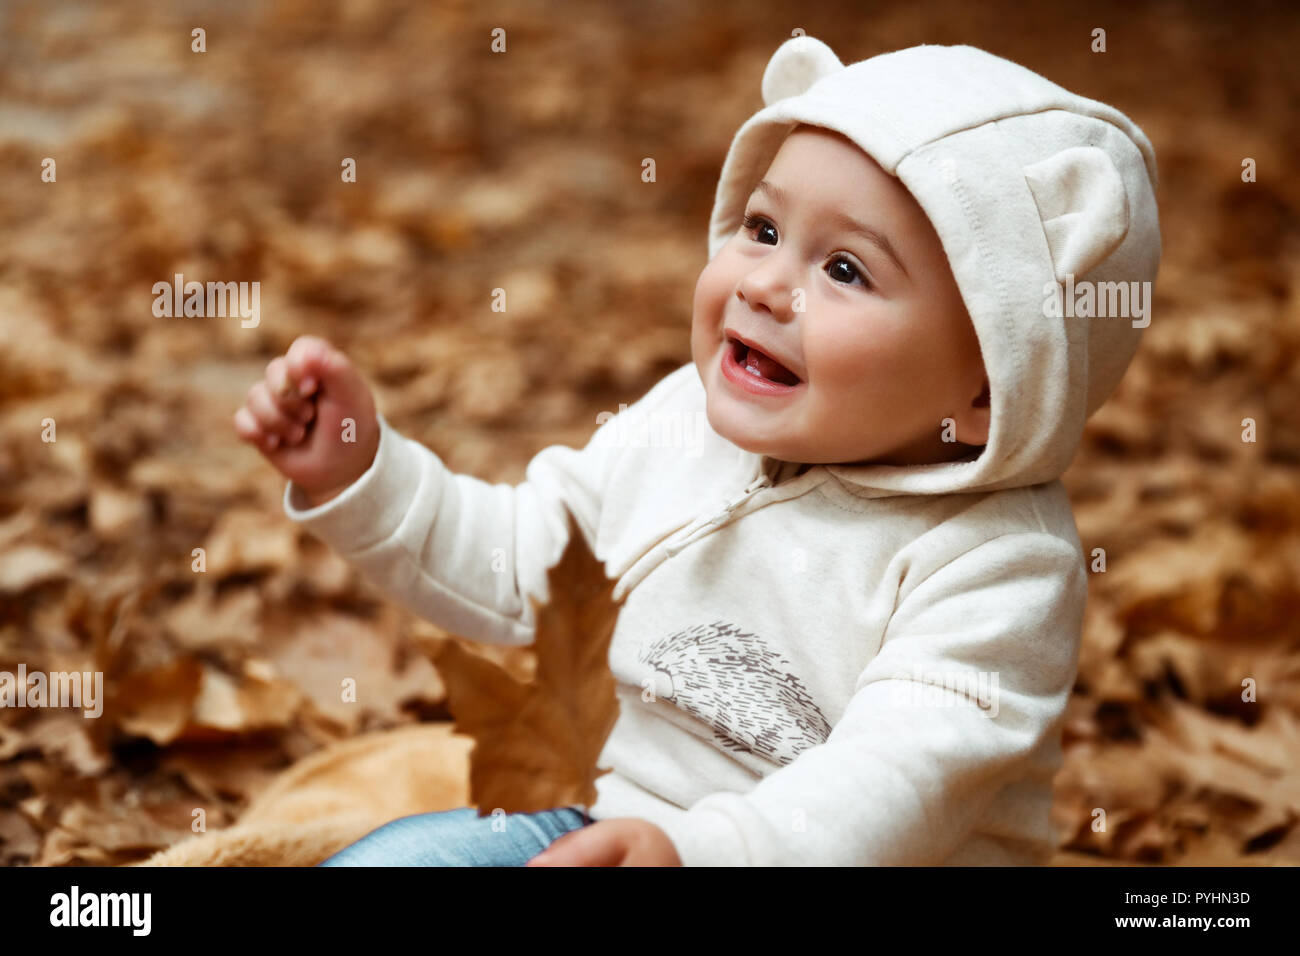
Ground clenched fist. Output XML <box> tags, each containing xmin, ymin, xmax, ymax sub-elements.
<box><xmin>233</xmin><ymin>335</ymin><xmax>380</xmax><ymax>508</ymax></box>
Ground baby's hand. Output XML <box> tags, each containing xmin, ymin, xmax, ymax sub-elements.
<box><xmin>527</xmin><ymin>818</ymin><xmax>682</xmax><ymax>867</ymax></box>
<box><xmin>234</xmin><ymin>335</ymin><xmax>380</xmax><ymax>508</ymax></box>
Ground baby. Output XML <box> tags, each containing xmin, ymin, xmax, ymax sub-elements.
<box><xmin>234</xmin><ymin>36</ymin><xmax>1160</xmax><ymax>866</ymax></box>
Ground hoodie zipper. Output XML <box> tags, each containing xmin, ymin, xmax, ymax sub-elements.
<box><xmin>663</xmin><ymin>473</ymin><xmax>773</xmax><ymax>557</ymax></box>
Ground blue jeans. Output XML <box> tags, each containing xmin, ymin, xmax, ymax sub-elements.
<box><xmin>317</xmin><ymin>807</ymin><xmax>593</xmax><ymax>866</ymax></box>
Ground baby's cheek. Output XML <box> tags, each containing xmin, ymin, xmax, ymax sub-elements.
<box><xmin>689</xmin><ymin>275</ymin><xmax>727</xmax><ymax>350</ymax></box>
<box><xmin>692</xmin><ymin>259</ymin><xmax>729</xmax><ymax>315</ymax></box>
<box><xmin>808</xmin><ymin>333</ymin><xmax>887</xmax><ymax>393</ymax></box>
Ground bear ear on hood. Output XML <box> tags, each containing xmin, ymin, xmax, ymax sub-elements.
<box><xmin>761</xmin><ymin>34</ymin><xmax>844</xmax><ymax>106</ymax></box>
<box><xmin>1023</xmin><ymin>145</ymin><xmax>1131</xmax><ymax>282</ymax></box>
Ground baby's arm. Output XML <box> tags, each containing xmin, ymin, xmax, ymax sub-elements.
<box><xmin>653</xmin><ymin>531</ymin><xmax>1087</xmax><ymax>866</ymax></box>
<box><xmin>234</xmin><ymin>335</ymin><xmax>624</xmax><ymax>646</ymax></box>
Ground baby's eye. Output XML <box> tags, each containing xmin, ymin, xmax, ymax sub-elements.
<box><xmin>741</xmin><ymin>213</ymin><xmax>777</xmax><ymax>245</ymax></box>
<box><xmin>826</xmin><ymin>255</ymin><xmax>870</xmax><ymax>288</ymax></box>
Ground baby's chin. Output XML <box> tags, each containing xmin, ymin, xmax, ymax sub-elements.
<box><xmin>701</xmin><ymin>391</ymin><xmax>800</xmax><ymax>459</ymax></box>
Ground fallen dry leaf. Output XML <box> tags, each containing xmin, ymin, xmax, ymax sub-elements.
<box><xmin>429</xmin><ymin>511</ymin><xmax>625</xmax><ymax>815</ymax></box>
<box><xmin>110</xmin><ymin>657</ymin><xmax>205</xmax><ymax>746</ymax></box>
<box><xmin>0</xmin><ymin>544</ymin><xmax>73</xmax><ymax>594</ymax></box>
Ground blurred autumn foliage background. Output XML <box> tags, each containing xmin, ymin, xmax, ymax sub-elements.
<box><xmin>1</xmin><ymin>0</ymin><xmax>1298</xmax><ymax>866</ymax></box>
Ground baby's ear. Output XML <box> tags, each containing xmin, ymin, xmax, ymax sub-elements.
<box><xmin>1022</xmin><ymin>146</ymin><xmax>1131</xmax><ymax>282</ymax></box>
<box><xmin>762</xmin><ymin>35</ymin><xmax>844</xmax><ymax>106</ymax></box>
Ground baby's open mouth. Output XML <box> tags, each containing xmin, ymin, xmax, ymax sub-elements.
<box><xmin>729</xmin><ymin>337</ymin><xmax>801</xmax><ymax>386</ymax></box>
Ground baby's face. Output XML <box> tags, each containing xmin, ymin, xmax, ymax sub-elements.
<box><xmin>691</xmin><ymin>125</ymin><xmax>990</xmax><ymax>466</ymax></box>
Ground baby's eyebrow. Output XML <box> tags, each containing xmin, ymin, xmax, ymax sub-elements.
<box><xmin>752</xmin><ymin>178</ymin><xmax>909</xmax><ymax>279</ymax></box>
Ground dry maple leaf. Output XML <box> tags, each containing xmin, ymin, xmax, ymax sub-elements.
<box><xmin>429</xmin><ymin>509</ymin><xmax>625</xmax><ymax>815</ymax></box>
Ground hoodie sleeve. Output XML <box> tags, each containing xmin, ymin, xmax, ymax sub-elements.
<box><xmin>282</xmin><ymin>407</ymin><xmax>625</xmax><ymax>647</ymax></box>
<box><xmin>653</xmin><ymin>531</ymin><xmax>1086</xmax><ymax>866</ymax></box>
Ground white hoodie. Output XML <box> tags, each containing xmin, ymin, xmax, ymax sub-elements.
<box><xmin>283</xmin><ymin>37</ymin><xmax>1160</xmax><ymax>866</ymax></box>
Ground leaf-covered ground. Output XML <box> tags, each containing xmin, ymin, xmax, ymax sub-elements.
<box><xmin>1</xmin><ymin>0</ymin><xmax>1297</xmax><ymax>865</ymax></box>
